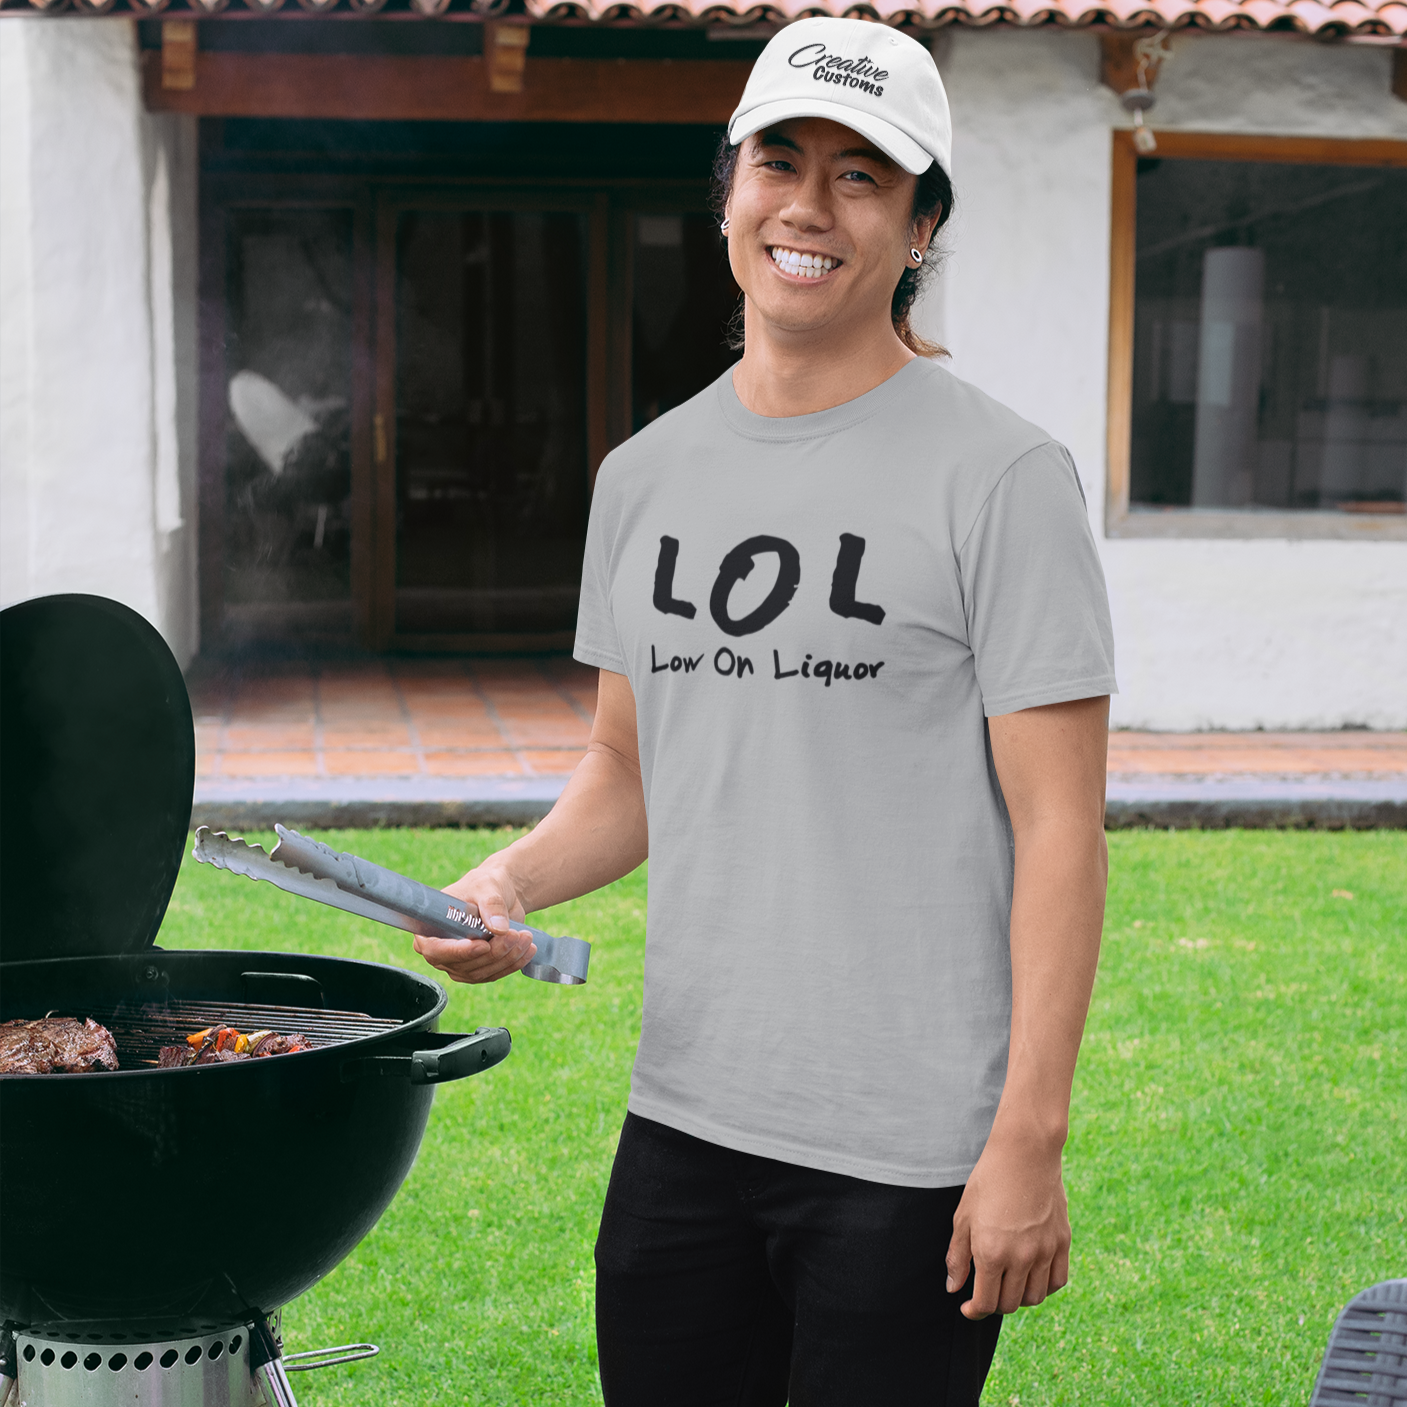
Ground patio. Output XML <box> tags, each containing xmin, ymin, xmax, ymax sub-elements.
<box><xmin>189</xmin><ymin>658</ymin><xmax>1407</xmax><ymax>830</ymax></box>
<box><xmin>191</xmin><ymin>658</ymin><xmax>596</xmax><ymax>787</ymax></box>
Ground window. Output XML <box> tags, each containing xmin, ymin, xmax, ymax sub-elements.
<box><xmin>1107</xmin><ymin>133</ymin><xmax>1407</xmax><ymax>538</ymax></box>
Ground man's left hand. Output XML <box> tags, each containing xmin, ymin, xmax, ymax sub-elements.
<box><xmin>944</xmin><ymin>1131</ymin><xmax>1071</xmax><ymax>1320</ymax></box>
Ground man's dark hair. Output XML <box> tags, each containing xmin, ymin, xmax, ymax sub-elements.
<box><xmin>711</xmin><ymin>135</ymin><xmax>955</xmax><ymax>357</ymax></box>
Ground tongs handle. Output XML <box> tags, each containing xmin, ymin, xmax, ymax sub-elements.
<box><xmin>271</xmin><ymin>826</ymin><xmax>591</xmax><ymax>985</ymax></box>
<box><xmin>275</xmin><ymin>824</ymin><xmax>495</xmax><ymax>943</ymax></box>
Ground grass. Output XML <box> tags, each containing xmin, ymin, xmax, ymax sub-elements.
<box><xmin>159</xmin><ymin>829</ymin><xmax>1407</xmax><ymax>1405</ymax></box>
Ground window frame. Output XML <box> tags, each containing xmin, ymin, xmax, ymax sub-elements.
<box><xmin>1105</xmin><ymin>129</ymin><xmax>1407</xmax><ymax>541</ymax></box>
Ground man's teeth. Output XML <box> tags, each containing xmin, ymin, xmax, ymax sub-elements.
<box><xmin>770</xmin><ymin>248</ymin><xmax>837</xmax><ymax>279</ymax></box>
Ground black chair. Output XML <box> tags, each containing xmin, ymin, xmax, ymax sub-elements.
<box><xmin>1310</xmin><ymin>1279</ymin><xmax>1407</xmax><ymax>1406</ymax></box>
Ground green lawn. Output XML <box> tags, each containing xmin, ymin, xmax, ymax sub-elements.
<box><xmin>159</xmin><ymin>829</ymin><xmax>1406</xmax><ymax>1405</ymax></box>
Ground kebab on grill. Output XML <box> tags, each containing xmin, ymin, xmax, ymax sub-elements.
<box><xmin>0</xmin><ymin>1016</ymin><xmax>119</xmax><ymax>1074</ymax></box>
<box><xmin>157</xmin><ymin>1026</ymin><xmax>312</xmax><ymax>1068</ymax></box>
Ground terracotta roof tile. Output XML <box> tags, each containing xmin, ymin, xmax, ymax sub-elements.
<box><xmin>523</xmin><ymin>0</ymin><xmax>1405</xmax><ymax>31</ymax></box>
<box><xmin>5</xmin><ymin>0</ymin><xmax>1401</xmax><ymax>37</ymax></box>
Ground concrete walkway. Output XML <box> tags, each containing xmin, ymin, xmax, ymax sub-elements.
<box><xmin>190</xmin><ymin>660</ymin><xmax>1407</xmax><ymax>830</ymax></box>
<box><xmin>1101</xmin><ymin>731</ymin><xmax>1406</xmax><ymax>829</ymax></box>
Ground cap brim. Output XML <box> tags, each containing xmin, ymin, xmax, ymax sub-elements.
<box><xmin>729</xmin><ymin>97</ymin><xmax>934</xmax><ymax>177</ymax></box>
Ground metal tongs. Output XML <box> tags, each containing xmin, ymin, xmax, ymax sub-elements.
<box><xmin>192</xmin><ymin>824</ymin><xmax>590</xmax><ymax>985</ymax></box>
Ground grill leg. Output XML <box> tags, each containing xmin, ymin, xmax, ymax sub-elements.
<box><xmin>1</xmin><ymin>1322</ymin><xmax>16</xmax><ymax>1407</ymax></box>
<box><xmin>256</xmin><ymin>1356</ymin><xmax>300</xmax><ymax>1407</ymax></box>
<box><xmin>251</xmin><ymin>1317</ymin><xmax>300</xmax><ymax>1407</ymax></box>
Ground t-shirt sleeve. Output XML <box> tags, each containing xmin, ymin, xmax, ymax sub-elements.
<box><xmin>572</xmin><ymin>469</ymin><xmax>628</xmax><ymax>675</ymax></box>
<box><xmin>959</xmin><ymin>442</ymin><xmax>1117</xmax><ymax>717</ymax></box>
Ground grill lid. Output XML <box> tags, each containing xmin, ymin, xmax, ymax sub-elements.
<box><xmin>0</xmin><ymin>594</ymin><xmax>194</xmax><ymax>963</ymax></box>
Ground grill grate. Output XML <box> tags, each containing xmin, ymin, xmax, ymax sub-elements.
<box><xmin>57</xmin><ymin>1000</ymin><xmax>403</xmax><ymax>1067</ymax></box>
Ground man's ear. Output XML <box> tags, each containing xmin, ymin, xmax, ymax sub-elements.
<box><xmin>911</xmin><ymin>210</ymin><xmax>943</xmax><ymax>259</ymax></box>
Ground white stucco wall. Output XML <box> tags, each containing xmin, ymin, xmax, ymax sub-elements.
<box><xmin>916</xmin><ymin>29</ymin><xmax>1407</xmax><ymax>730</ymax></box>
<box><xmin>0</xmin><ymin>20</ymin><xmax>199</xmax><ymax>667</ymax></box>
<box><xmin>2</xmin><ymin>21</ymin><xmax>1400</xmax><ymax>722</ymax></box>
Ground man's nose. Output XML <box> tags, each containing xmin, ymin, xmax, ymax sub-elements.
<box><xmin>779</xmin><ymin>170</ymin><xmax>834</xmax><ymax>233</ymax></box>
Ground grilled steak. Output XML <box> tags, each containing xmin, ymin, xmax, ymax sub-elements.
<box><xmin>0</xmin><ymin>1017</ymin><xmax>119</xmax><ymax>1074</ymax></box>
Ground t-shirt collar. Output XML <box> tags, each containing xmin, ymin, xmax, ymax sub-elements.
<box><xmin>716</xmin><ymin>358</ymin><xmax>928</xmax><ymax>443</ymax></box>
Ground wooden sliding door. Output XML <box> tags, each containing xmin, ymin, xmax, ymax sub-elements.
<box><xmin>372</xmin><ymin>189</ymin><xmax>607</xmax><ymax>651</ymax></box>
<box><xmin>200</xmin><ymin>161</ymin><xmax>734</xmax><ymax>655</ymax></box>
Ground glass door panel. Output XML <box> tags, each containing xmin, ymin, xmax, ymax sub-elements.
<box><xmin>632</xmin><ymin>211</ymin><xmax>739</xmax><ymax>434</ymax></box>
<box><xmin>392</xmin><ymin>208</ymin><xmax>589</xmax><ymax>638</ymax></box>
<box><xmin>221</xmin><ymin>208</ymin><xmax>355</xmax><ymax>642</ymax></box>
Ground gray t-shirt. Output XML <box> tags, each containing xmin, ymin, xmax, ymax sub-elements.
<box><xmin>574</xmin><ymin>358</ymin><xmax>1117</xmax><ymax>1188</ymax></box>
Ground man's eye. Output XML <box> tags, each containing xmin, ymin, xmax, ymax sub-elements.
<box><xmin>765</xmin><ymin>160</ymin><xmax>796</xmax><ymax>173</ymax></box>
<box><xmin>840</xmin><ymin>170</ymin><xmax>876</xmax><ymax>184</ymax></box>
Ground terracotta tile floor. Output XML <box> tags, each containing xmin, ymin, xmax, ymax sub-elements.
<box><xmin>191</xmin><ymin>659</ymin><xmax>1406</xmax><ymax>785</ymax></box>
<box><xmin>1106</xmin><ymin>730</ymin><xmax>1406</xmax><ymax>779</ymax></box>
<box><xmin>192</xmin><ymin>658</ymin><xmax>596</xmax><ymax>782</ymax></box>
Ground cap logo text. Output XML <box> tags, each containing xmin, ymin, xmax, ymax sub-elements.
<box><xmin>787</xmin><ymin>43</ymin><xmax>888</xmax><ymax>98</ymax></box>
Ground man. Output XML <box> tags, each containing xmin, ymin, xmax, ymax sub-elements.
<box><xmin>414</xmin><ymin>19</ymin><xmax>1116</xmax><ymax>1405</ymax></box>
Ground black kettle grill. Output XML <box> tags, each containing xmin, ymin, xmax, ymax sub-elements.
<box><xmin>0</xmin><ymin>594</ymin><xmax>510</xmax><ymax>1406</ymax></box>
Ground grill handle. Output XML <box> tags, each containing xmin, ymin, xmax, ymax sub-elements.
<box><xmin>341</xmin><ymin>1026</ymin><xmax>511</xmax><ymax>1086</ymax></box>
<box><xmin>284</xmin><ymin>1343</ymin><xmax>380</xmax><ymax>1373</ymax></box>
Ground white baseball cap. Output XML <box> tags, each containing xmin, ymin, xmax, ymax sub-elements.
<box><xmin>728</xmin><ymin>18</ymin><xmax>952</xmax><ymax>179</ymax></box>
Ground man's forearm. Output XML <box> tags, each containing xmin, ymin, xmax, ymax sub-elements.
<box><xmin>984</xmin><ymin>695</ymin><xmax>1110</xmax><ymax>1150</ymax></box>
<box><xmin>486</xmin><ymin>739</ymin><xmax>648</xmax><ymax>915</ymax></box>
<box><xmin>989</xmin><ymin>817</ymin><xmax>1106</xmax><ymax>1149</ymax></box>
<box><xmin>946</xmin><ymin>816</ymin><xmax>1105</xmax><ymax>1317</ymax></box>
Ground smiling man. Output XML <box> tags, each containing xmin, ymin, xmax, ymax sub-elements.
<box><xmin>412</xmin><ymin>19</ymin><xmax>1117</xmax><ymax>1405</ymax></box>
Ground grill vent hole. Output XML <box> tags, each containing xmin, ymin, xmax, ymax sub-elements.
<box><xmin>22</xmin><ymin>1346</ymin><xmax>35</xmax><ymax>1362</ymax></box>
<box><xmin>229</xmin><ymin>1334</ymin><xmax>243</xmax><ymax>1354</ymax></box>
<box><xmin>160</xmin><ymin>1349</ymin><xmax>179</xmax><ymax>1369</ymax></box>
<box><xmin>108</xmin><ymin>1353</ymin><xmax>128</xmax><ymax>1371</ymax></box>
<box><xmin>184</xmin><ymin>1345</ymin><xmax>203</xmax><ymax>1365</ymax></box>
<box><xmin>40</xmin><ymin>1349</ymin><xmax>55</xmax><ymax>1367</ymax></box>
<box><xmin>209</xmin><ymin>1341</ymin><xmax>224</xmax><ymax>1360</ymax></box>
<box><xmin>60</xmin><ymin>1352</ymin><xmax>77</xmax><ymax>1370</ymax></box>
<box><xmin>84</xmin><ymin>1353</ymin><xmax>102</xmax><ymax>1371</ymax></box>
<box><xmin>134</xmin><ymin>1352</ymin><xmax>154</xmax><ymax>1371</ymax></box>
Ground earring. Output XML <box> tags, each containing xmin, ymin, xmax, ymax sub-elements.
<box><xmin>721</xmin><ymin>218</ymin><xmax>731</xmax><ymax>234</ymax></box>
<box><xmin>910</xmin><ymin>247</ymin><xmax>924</xmax><ymax>264</ymax></box>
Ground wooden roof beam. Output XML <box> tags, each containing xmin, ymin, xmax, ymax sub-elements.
<box><xmin>141</xmin><ymin>50</ymin><xmax>750</xmax><ymax>123</ymax></box>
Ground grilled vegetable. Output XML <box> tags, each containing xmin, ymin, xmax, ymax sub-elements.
<box><xmin>161</xmin><ymin>1026</ymin><xmax>311</xmax><ymax>1068</ymax></box>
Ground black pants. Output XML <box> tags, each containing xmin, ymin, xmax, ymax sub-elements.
<box><xmin>595</xmin><ymin>1113</ymin><xmax>1002</xmax><ymax>1407</ymax></box>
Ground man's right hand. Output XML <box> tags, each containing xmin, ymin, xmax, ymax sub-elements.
<box><xmin>408</xmin><ymin>668</ymin><xmax>648</xmax><ymax>986</ymax></box>
<box><xmin>412</xmin><ymin>862</ymin><xmax>536</xmax><ymax>984</ymax></box>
